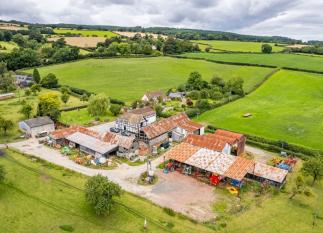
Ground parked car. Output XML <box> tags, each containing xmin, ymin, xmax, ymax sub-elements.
<box><xmin>35</xmin><ymin>131</ymin><xmax>48</xmax><ymax>138</ymax></box>
<box><xmin>121</xmin><ymin>131</ymin><xmax>131</xmax><ymax>137</ymax></box>
<box><xmin>110</xmin><ymin>127</ymin><xmax>121</xmax><ymax>133</ymax></box>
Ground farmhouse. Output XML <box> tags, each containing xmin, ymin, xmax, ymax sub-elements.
<box><xmin>115</xmin><ymin>107</ymin><xmax>156</xmax><ymax>135</ymax></box>
<box><xmin>141</xmin><ymin>91</ymin><xmax>168</xmax><ymax>102</ymax></box>
<box><xmin>19</xmin><ymin>116</ymin><xmax>55</xmax><ymax>137</ymax></box>
<box><xmin>16</xmin><ymin>74</ymin><xmax>33</xmax><ymax>87</ymax></box>
<box><xmin>164</xmin><ymin>131</ymin><xmax>288</xmax><ymax>188</ymax></box>
<box><xmin>49</xmin><ymin>125</ymin><xmax>136</xmax><ymax>158</ymax></box>
<box><xmin>142</xmin><ymin>113</ymin><xmax>204</xmax><ymax>147</ymax></box>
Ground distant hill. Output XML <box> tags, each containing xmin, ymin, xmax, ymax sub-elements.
<box><xmin>1</xmin><ymin>19</ymin><xmax>301</xmax><ymax>44</ymax></box>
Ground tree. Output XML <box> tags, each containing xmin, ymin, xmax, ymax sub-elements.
<box><xmin>52</xmin><ymin>38</ymin><xmax>66</xmax><ymax>48</ymax></box>
<box><xmin>19</xmin><ymin>103</ymin><xmax>33</xmax><ymax>119</ymax></box>
<box><xmin>0</xmin><ymin>165</ymin><xmax>5</xmax><ymax>183</ymax></box>
<box><xmin>87</xmin><ymin>93</ymin><xmax>109</xmax><ymax>116</ymax></box>
<box><xmin>33</xmin><ymin>68</ymin><xmax>41</xmax><ymax>84</ymax></box>
<box><xmin>195</xmin><ymin>99</ymin><xmax>211</xmax><ymax>111</ymax></box>
<box><xmin>0</xmin><ymin>117</ymin><xmax>14</xmax><ymax>135</ymax></box>
<box><xmin>85</xmin><ymin>175</ymin><xmax>122</xmax><ymax>216</ymax></box>
<box><xmin>262</xmin><ymin>44</ymin><xmax>272</xmax><ymax>54</ymax></box>
<box><xmin>60</xmin><ymin>86</ymin><xmax>70</xmax><ymax>94</ymax></box>
<box><xmin>110</xmin><ymin>104</ymin><xmax>122</xmax><ymax>116</ymax></box>
<box><xmin>24</xmin><ymin>88</ymin><xmax>31</xmax><ymax>96</ymax></box>
<box><xmin>30</xmin><ymin>84</ymin><xmax>41</xmax><ymax>95</ymax></box>
<box><xmin>210</xmin><ymin>76</ymin><xmax>225</xmax><ymax>88</ymax></box>
<box><xmin>0</xmin><ymin>73</ymin><xmax>16</xmax><ymax>92</ymax></box>
<box><xmin>12</xmin><ymin>33</ymin><xmax>26</xmax><ymax>47</ymax></box>
<box><xmin>0</xmin><ymin>62</ymin><xmax>7</xmax><ymax>76</ymax></box>
<box><xmin>41</xmin><ymin>73</ymin><xmax>59</xmax><ymax>88</ymax></box>
<box><xmin>163</xmin><ymin>37</ymin><xmax>177</xmax><ymax>54</ymax></box>
<box><xmin>302</xmin><ymin>156</ymin><xmax>323</xmax><ymax>185</ymax></box>
<box><xmin>186</xmin><ymin>72</ymin><xmax>207</xmax><ymax>90</ymax></box>
<box><xmin>6</xmin><ymin>48</ymin><xmax>41</xmax><ymax>70</ymax></box>
<box><xmin>225</xmin><ymin>77</ymin><xmax>244</xmax><ymax>96</ymax></box>
<box><xmin>37</xmin><ymin>92</ymin><xmax>61</xmax><ymax>121</ymax></box>
<box><xmin>61</xmin><ymin>93</ymin><xmax>70</xmax><ymax>105</ymax></box>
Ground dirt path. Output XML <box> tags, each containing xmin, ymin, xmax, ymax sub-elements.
<box><xmin>245</xmin><ymin>145</ymin><xmax>277</xmax><ymax>163</ymax></box>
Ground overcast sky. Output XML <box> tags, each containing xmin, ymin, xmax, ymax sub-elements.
<box><xmin>1</xmin><ymin>0</ymin><xmax>322</xmax><ymax>41</ymax></box>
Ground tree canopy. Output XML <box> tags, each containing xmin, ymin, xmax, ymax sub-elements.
<box><xmin>37</xmin><ymin>92</ymin><xmax>61</xmax><ymax>121</ymax></box>
<box><xmin>87</xmin><ymin>93</ymin><xmax>110</xmax><ymax>116</ymax></box>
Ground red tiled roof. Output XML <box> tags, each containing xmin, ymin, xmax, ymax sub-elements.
<box><xmin>143</xmin><ymin>113</ymin><xmax>203</xmax><ymax>139</ymax></box>
<box><xmin>102</xmin><ymin>132</ymin><xmax>135</xmax><ymax>150</ymax></box>
<box><xmin>164</xmin><ymin>142</ymin><xmax>200</xmax><ymax>163</ymax></box>
<box><xmin>214</xmin><ymin>129</ymin><xmax>244</xmax><ymax>141</ymax></box>
<box><xmin>184</xmin><ymin>134</ymin><xmax>227</xmax><ymax>151</ymax></box>
<box><xmin>204</xmin><ymin>134</ymin><xmax>237</xmax><ymax>145</ymax></box>
<box><xmin>50</xmin><ymin>126</ymin><xmax>100</xmax><ymax>140</ymax></box>
<box><xmin>129</xmin><ymin>107</ymin><xmax>155</xmax><ymax>116</ymax></box>
<box><xmin>224</xmin><ymin>157</ymin><xmax>255</xmax><ymax>181</ymax></box>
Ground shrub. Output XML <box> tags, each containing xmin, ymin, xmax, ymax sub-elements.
<box><xmin>41</xmin><ymin>73</ymin><xmax>59</xmax><ymax>88</ymax></box>
<box><xmin>185</xmin><ymin>108</ymin><xmax>200</xmax><ymax>118</ymax></box>
<box><xmin>163</xmin><ymin>207</ymin><xmax>176</xmax><ymax>216</ymax></box>
<box><xmin>59</xmin><ymin>225</ymin><xmax>74</xmax><ymax>232</ymax></box>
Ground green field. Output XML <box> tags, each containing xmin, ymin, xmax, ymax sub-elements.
<box><xmin>0</xmin><ymin>150</ymin><xmax>214</xmax><ymax>233</ymax></box>
<box><xmin>198</xmin><ymin>70</ymin><xmax>323</xmax><ymax>150</ymax></box>
<box><xmin>0</xmin><ymin>89</ymin><xmax>84</xmax><ymax>143</ymax></box>
<box><xmin>0</xmin><ymin>41</ymin><xmax>18</xmax><ymax>53</ymax></box>
<box><xmin>192</xmin><ymin>40</ymin><xmax>285</xmax><ymax>53</ymax></box>
<box><xmin>24</xmin><ymin>57</ymin><xmax>274</xmax><ymax>102</ymax></box>
<box><xmin>181</xmin><ymin>52</ymin><xmax>323</xmax><ymax>72</ymax></box>
<box><xmin>54</xmin><ymin>28</ymin><xmax>118</xmax><ymax>37</ymax></box>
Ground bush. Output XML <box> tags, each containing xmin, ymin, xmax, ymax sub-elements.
<box><xmin>59</xmin><ymin>225</ymin><xmax>74</xmax><ymax>232</ymax></box>
<box><xmin>185</xmin><ymin>108</ymin><xmax>200</xmax><ymax>118</ymax></box>
<box><xmin>41</xmin><ymin>73</ymin><xmax>59</xmax><ymax>88</ymax></box>
<box><xmin>163</xmin><ymin>207</ymin><xmax>176</xmax><ymax>216</ymax></box>
<box><xmin>110</xmin><ymin>98</ymin><xmax>125</xmax><ymax>106</ymax></box>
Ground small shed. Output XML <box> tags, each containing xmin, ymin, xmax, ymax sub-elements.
<box><xmin>19</xmin><ymin>116</ymin><xmax>55</xmax><ymax>137</ymax></box>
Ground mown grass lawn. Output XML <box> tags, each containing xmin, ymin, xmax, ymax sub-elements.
<box><xmin>0</xmin><ymin>150</ymin><xmax>214</xmax><ymax>233</ymax></box>
<box><xmin>192</xmin><ymin>40</ymin><xmax>284</xmax><ymax>53</ymax></box>
<box><xmin>53</xmin><ymin>28</ymin><xmax>118</xmax><ymax>37</ymax></box>
<box><xmin>0</xmin><ymin>41</ymin><xmax>18</xmax><ymax>53</ymax></box>
<box><xmin>181</xmin><ymin>52</ymin><xmax>323</xmax><ymax>72</ymax></box>
<box><xmin>0</xmin><ymin>89</ymin><xmax>85</xmax><ymax>143</ymax></box>
<box><xmin>24</xmin><ymin>57</ymin><xmax>274</xmax><ymax>102</ymax></box>
<box><xmin>197</xmin><ymin>70</ymin><xmax>323</xmax><ymax>150</ymax></box>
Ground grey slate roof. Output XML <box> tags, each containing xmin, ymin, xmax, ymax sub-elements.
<box><xmin>23</xmin><ymin>116</ymin><xmax>54</xmax><ymax>128</ymax></box>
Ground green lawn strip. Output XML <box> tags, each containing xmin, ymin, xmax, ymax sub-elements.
<box><xmin>23</xmin><ymin>57</ymin><xmax>274</xmax><ymax>102</ymax></box>
<box><xmin>0</xmin><ymin>41</ymin><xmax>18</xmax><ymax>53</ymax></box>
<box><xmin>180</xmin><ymin>52</ymin><xmax>323</xmax><ymax>73</ymax></box>
<box><xmin>191</xmin><ymin>40</ymin><xmax>284</xmax><ymax>53</ymax></box>
<box><xmin>0</xmin><ymin>150</ymin><xmax>214</xmax><ymax>233</ymax></box>
<box><xmin>197</xmin><ymin>70</ymin><xmax>323</xmax><ymax>151</ymax></box>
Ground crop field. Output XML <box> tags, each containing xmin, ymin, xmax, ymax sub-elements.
<box><xmin>0</xmin><ymin>89</ymin><xmax>84</xmax><ymax>143</ymax></box>
<box><xmin>0</xmin><ymin>41</ymin><xmax>18</xmax><ymax>53</ymax></box>
<box><xmin>24</xmin><ymin>57</ymin><xmax>274</xmax><ymax>102</ymax></box>
<box><xmin>47</xmin><ymin>37</ymin><xmax>106</xmax><ymax>48</ymax></box>
<box><xmin>53</xmin><ymin>28</ymin><xmax>118</xmax><ymax>37</ymax></box>
<box><xmin>192</xmin><ymin>40</ymin><xmax>285</xmax><ymax>53</ymax></box>
<box><xmin>181</xmin><ymin>52</ymin><xmax>323</xmax><ymax>72</ymax></box>
<box><xmin>197</xmin><ymin>70</ymin><xmax>323</xmax><ymax>150</ymax></box>
<box><xmin>0</xmin><ymin>150</ymin><xmax>215</xmax><ymax>233</ymax></box>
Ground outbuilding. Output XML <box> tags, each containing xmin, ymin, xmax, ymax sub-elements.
<box><xmin>19</xmin><ymin>116</ymin><xmax>55</xmax><ymax>137</ymax></box>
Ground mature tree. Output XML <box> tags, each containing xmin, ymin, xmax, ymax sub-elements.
<box><xmin>33</xmin><ymin>68</ymin><xmax>41</xmax><ymax>84</ymax></box>
<box><xmin>302</xmin><ymin>156</ymin><xmax>323</xmax><ymax>185</ymax></box>
<box><xmin>195</xmin><ymin>99</ymin><xmax>211</xmax><ymax>111</ymax></box>
<box><xmin>41</xmin><ymin>73</ymin><xmax>58</xmax><ymax>88</ymax></box>
<box><xmin>211</xmin><ymin>76</ymin><xmax>225</xmax><ymax>88</ymax></box>
<box><xmin>0</xmin><ymin>62</ymin><xmax>7</xmax><ymax>76</ymax></box>
<box><xmin>186</xmin><ymin>72</ymin><xmax>208</xmax><ymax>91</ymax></box>
<box><xmin>61</xmin><ymin>93</ymin><xmax>70</xmax><ymax>105</ymax></box>
<box><xmin>52</xmin><ymin>38</ymin><xmax>66</xmax><ymax>48</ymax></box>
<box><xmin>6</xmin><ymin>48</ymin><xmax>41</xmax><ymax>70</ymax></box>
<box><xmin>28</xmin><ymin>28</ymin><xmax>43</xmax><ymax>42</ymax></box>
<box><xmin>163</xmin><ymin>36</ymin><xmax>177</xmax><ymax>54</ymax></box>
<box><xmin>19</xmin><ymin>103</ymin><xmax>33</xmax><ymax>119</ymax></box>
<box><xmin>52</xmin><ymin>47</ymin><xmax>79</xmax><ymax>63</ymax></box>
<box><xmin>106</xmin><ymin>42</ymin><xmax>119</xmax><ymax>56</ymax></box>
<box><xmin>0</xmin><ymin>73</ymin><xmax>16</xmax><ymax>92</ymax></box>
<box><xmin>261</xmin><ymin>44</ymin><xmax>272</xmax><ymax>54</ymax></box>
<box><xmin>225</xmin><ymin>77</ymin><xmax>244</xmax><ymax>96</ymax></box>
<box><xmin>200</xmin><ymin>89</ymin><xmax>209</xmax><ymax>99</ymax></box>
<box><xmin>0</xmin><ymin>165</ymin><xmax>5</xmax><ymax>183</ymax></box>
<box><xmin>0</xmin><ymin>117</ymin><xmax>14</xmax><ymax>135</ymax></box>
<box><xmin>37</xmin><ymin>92</ymin><xmax>61</xmax><ymax>121</ymax></box>
<box><xmin>87</xmin><ymin>93</ymin><xmax>109</xmax><ymax>116</ymax></box>
<box><xmin>117</xmin><ymin>43</ymin><xmax>131</xmax><ymax>55</ymax></box>
<box><xmin>30</xmin><ymin>84</ymin><xmax>41</xmax><ymax>95</ymax></box>
<box><xmin>80</xmin><ymin>93</ymin><xmax>89</xmax><ymax>102</ymax></box>
<box><xmin>85</xmin><ymin>175</ymin><xmax>122</xmax><ymax>216</ymax></box>
<box><xmin>110</xmin><ymin>104</ymin><xmax>122</xmax><ymax>116</ymax></box>
<box><xmin>12</xmin><ymin>33</ymin><xmax>26</xmax><ymax>47</ymax></box>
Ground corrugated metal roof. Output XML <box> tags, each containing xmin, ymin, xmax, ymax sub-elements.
<box><xmin>66</xmin><ymin>132</ymin><xmax>118</xmax><ymax>154</ymax></box>
<box><xmin>205</xmin><ymin>153</ymin><xmax>236</xmax><ymax>176</ymax></box>
<box><xmin>214</xmin><ymin>129</ymin><xmax>244</xmax><ymax>141</ymax></box>
<box><xmin>23</xmin><ymin>116</ymin><xmax>54</xmax><ymax>128</ymax></box>
<box><xmin>50</xmin><ymin>126</ymin><xmax>100</xmax><ymax>140</ymax></box>
<box><xmin>224</xmin><ymin>157</ymin><xmax>255</xmax><ymax>181</ymax></box>
<box><xmin>184</xmin><ymin>134</ymin><xmax>227</xmax><ymax>151</ymax></box>
<box><xmin>185</xmin><ymin>148</ymin><xmax>219</xmax><ymax>169</ymax></box>
<box><xmin>253</xmin><ymin>162</ymin><xmax>288</xmax><ymax>183</ymax></box>
<box><xmin>102</xmin><ymin>132</ymin><xmax>135</xmax><ymax>150</ymax></box>
<box><xmin>164</xmin><ymin>142</ymin><xmax>200</xmax><ymax>163</ymax></box>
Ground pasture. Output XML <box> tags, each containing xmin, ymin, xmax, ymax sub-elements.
<box><xmin>47</xmin><ymin>37</ymin><xmax>106</xmax><ymax>48</ymax></box>
<box><xmin>53</xmin><ymin>28</ymin><xmax>117</xmax><ymax>38</ymax></box>
<box><xmin>0</xmin><ymin>150</ymin><xmax>214</xmax><ymax>233</ymax></box>
<box><xmin>0</xmin><ymin>41</ymin><xmax>18</xmax><ymax>53</ymax></box>
<box><xmin>192</xmin><ymin>40</ymin><xmax>285</xmax><ymax>53</ymax></box>
<box><xmin>24</xmin><ymin>57</ymin><xmax>274</xmax><ymax>102</ymax></box>
<box><xmin>197</xmin><ymin>70</ymin><xmax>323</xmax><ymax>150</ymax></box>
<box><xmin>0</xmin><ymin>89</ymin><xmax>84</xmax><ymax>143</ymax></box>
<box><xmin>181</xmin><ymin>52</ymin><xmax>323</xmax><ymax>72</ymax></box>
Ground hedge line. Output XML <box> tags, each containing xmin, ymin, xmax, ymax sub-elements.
<box><xmin>60</xmin><ymin>104</ymin><xmax>88</xmax><ymax>112</ymax></box>
<box><xmin>205</xmin><ymin>125</ymin><xmax>322</xmax><ymax>158</ymax></box>
<box><xmin>245</xmin><ymin>68</ymin><xmax>280</xmax><ymax>95</ymax></box>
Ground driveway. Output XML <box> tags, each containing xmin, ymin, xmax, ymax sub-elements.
<box><xmin>88</xmin><ymin>121</ymin><xmax>116</xmax><ymax>134</ymax></box>
<box><xmin>9</xmin><ymin>138</ymin><xmax>215</xmax><ymax>221</ymax></box>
